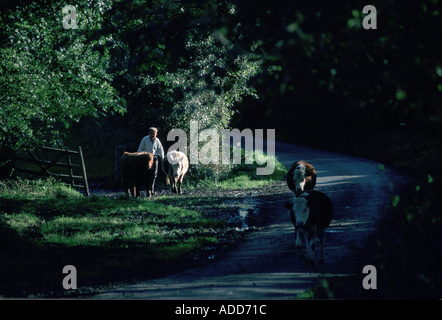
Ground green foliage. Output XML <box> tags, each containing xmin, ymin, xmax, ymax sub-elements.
<box><xmin>0</xmin><ymin>0</ymin><xmax>125</xmax><ymax>150</ymax></box>
<box><xmin>99</xmin><ymin>0</ymin><xmax>262</xmax><ymax>135</ymax></box>
<box><xmin>154</xmin><ymin>31</ymin><xmax>262</xmax><ymax>131</ymax></box>
<box><xmin>0</xmin><ymin>0</ymin><xmax>263</xmax><ymax>161</ymax></box>
<box><xmin>2</xmin><ymin>0</ymin><xmax>441</xmax><ymax>151</ymax></box>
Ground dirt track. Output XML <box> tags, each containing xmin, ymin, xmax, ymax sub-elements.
<box><xmin>92</xmin><ymin>141</ymin><xmax>410</xmax><ymax>299</ymax></box>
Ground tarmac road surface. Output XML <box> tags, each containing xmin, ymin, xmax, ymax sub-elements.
<box><xmin>92</xmin><ymin>140</ymin><xmax>410</xmax><ymax>299</ymax></box>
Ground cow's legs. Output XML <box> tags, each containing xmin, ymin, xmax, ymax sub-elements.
<box><xmin>294</xmin><ymin>228</ymin><xmax>305</xmax><ymax>258</ymax></box>
<box><xmin>147</xmin><ymin>178</ymin><xmax>153</xmax><ymax>197</ymax></box>
<box><xmin>305</xmin><ymin>237</ymin><xmax>316</xmax><ymax>263</ymax></box>
<box><xmin>295</xmin><ymin>228</ymin><xmax>304</xmax><ymax>247</ymax></box>
<box><xmin>298</xmin><ymin>228</ymin><xmax>312</xmax><ymax>261</ymax></box>
<box><xmin>318</xmin><ymin>229</ymin><xmax>326</xmax><ymax>264</ymax></box>
<box><xmin>304</xmin><ymin>225</ymin><xmax>319</xmax><ymax>264</ymax></box>
<box><xmin>130</xmin><ymin>184</ymin><xmax>136</xmax><ymax>197</ymax></box>
<box><xmin>149</xmin><ymin>179</ymin><xmax>154</xmax><ymax>196</ymax></box>
<box><xmin>123</xmin><ymin>179</ymin><xmax>132</xmax><ymax>197</ymax></box>
<box><xmin>177</xmin><ymin>175</ymin><xmax>184</xmax><ymax>194</ymax></box>
<box><xmin>151</xmin><ymin>158</ymin><xmax>158</xmax><ymax>195</ymax></box>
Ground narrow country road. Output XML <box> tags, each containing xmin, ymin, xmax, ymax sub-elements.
<box><xmin>92</xmin><ymin>140</ymin><xmax>409</xmax><ymax>299</ymax></box>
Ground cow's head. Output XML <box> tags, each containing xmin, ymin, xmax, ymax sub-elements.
<box><xmin>293</xmin><ymin>163</ymin><xmax>307</xmax><ymax>196</ymax></box>
<box><xmin>167</xmin><ymin>151</ymin><xmax>184</xmax><ymax>181</ymax></box>
<box><xmin>293</xmin><ymin>194</ymin><xmax>310</xmax><ymax>227</ymax></box>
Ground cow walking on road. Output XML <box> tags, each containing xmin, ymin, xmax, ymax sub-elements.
<box><xmin>286</xmin><ymin>160</ymin><xmax>318</xmax><ymax>250</ymax></box>
<box><xmin>284</xmin><ymin>190</ymin><xmax>333</xmax><ymax>265</ymax></box>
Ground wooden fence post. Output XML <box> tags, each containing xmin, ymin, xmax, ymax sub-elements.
<box><xmin>78</xmin><ymin>146</ymin><xmax>89</xmax><ymax>196</ymax></box>
<box><xmin>66</xmin><ymin>149</ymin><xmax>74</xmax><ymax>188</ymax></box>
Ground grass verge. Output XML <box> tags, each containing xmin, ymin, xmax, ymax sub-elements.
<box><xmin>0</xmin><ymin>147</ymin><xmax>286</xmax><ymax>297</ymax></box>
<box><xmin>183</xmin><ymin>148</ymin><xmax>287</xmax><ymax>190</ymax></box>
<box><xmin>0</xmin><ymin>178</ymin><xmax>235</xmax><ymax>297</ymax></box>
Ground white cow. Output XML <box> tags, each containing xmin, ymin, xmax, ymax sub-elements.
<box><xmin>162</xmin><ymin>150</ymin><xmax>189</xmax><ymax>194</ymax></box>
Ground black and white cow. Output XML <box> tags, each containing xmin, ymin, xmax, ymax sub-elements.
<box><xmin>284</xmin><ymin>190</ymin><xmax>333</xmax><ymax>264</ymax></box>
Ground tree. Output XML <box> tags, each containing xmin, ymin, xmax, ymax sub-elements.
<box><xmin>98</xmin><ymin>0</ymin><xmax>262</xmax><ymax>138</ymax></box>
<box><xmin>0</xmin><ymin>0</ymin><xmax>125</xmax><ymax>151</ymax></box>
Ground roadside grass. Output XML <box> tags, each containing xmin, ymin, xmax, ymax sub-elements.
<box><xmin>0</xmin><ymin>178</ymin><xmax>235</xmax><ymax>297</ymax></box>
<box><xmin>184</xmin><ymin>148</ymin><xmax>287</xmax><ymax>190</ymax></box>
<box><xmin>0</xmin><ymin>146</ymin><xmax>286</xmax><ymax>297</ymax></box>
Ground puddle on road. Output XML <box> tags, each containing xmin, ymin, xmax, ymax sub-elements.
<box><xmin>224</xmin><ymin>198</ymin><xmax>261</xmax><ymax>231</ymax></box>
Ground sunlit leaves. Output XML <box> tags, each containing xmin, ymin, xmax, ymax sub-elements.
<box><xmin>107</xmin><ymin>0</ymin><xmax>262</xmax><ymax>134</ymax></box>
<box><xmin>0</xmin><ymin>0</ymin><xmax>125</xmax><ymax>150</ymax></box>
<box><xmin>159</xmin><ymin>31</ymin><xmax>259</xmax><ymax>131</ymax></box>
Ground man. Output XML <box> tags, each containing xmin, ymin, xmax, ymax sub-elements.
<box><xmin>137</xmin><ymin>127</ymin><xmax>165</xmax><ymax>195</ymax></box>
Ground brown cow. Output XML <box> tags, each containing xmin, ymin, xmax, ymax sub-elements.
<box><xmin>121</xmin><ymin>152</ymin><xmax>155</xmax><ymax>197</ymax></box>
<box><xmin>286</xmin><ymin>160</ymin><xmax>317</xmax><ymax>197</ymax></box>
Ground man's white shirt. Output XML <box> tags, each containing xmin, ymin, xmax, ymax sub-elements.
<box><xmin>137</xmin><ymin>136</ymin><xmax>164</xmax><ymax>158</ymax></box>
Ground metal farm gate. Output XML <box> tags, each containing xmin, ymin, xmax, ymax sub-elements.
<box><xmin>13</xmin><ymin>146</ymin><xmax>89</xmax><ymax>196</ymax></box>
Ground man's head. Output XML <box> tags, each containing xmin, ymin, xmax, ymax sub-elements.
<box><xmin>149</xmin><ymin>127</ymin><xmax>158</xmax><ymax>140</ymax></box>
